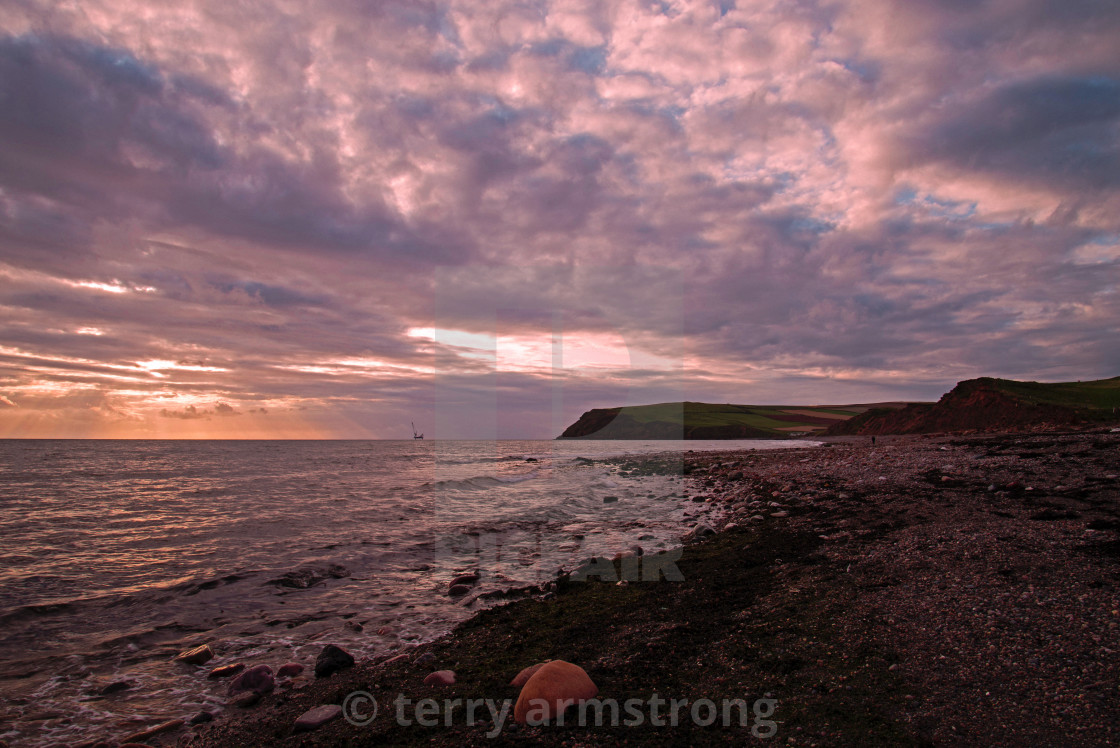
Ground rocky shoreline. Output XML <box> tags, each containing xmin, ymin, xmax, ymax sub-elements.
<box><xmin>74</xmin><ymin>430</ymin><xmax>1120</xmax><ymax>746</ymax></box>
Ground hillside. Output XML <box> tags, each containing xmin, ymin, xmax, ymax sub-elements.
<box><xmin>557</xmin><ymin>401</ymin><xmax>911</xmax><ymax>439</ymax></box>
<box><xmin>825</xmin><ymin>376</ymin><xmax>1120</xmax><ymax>436</ymax></box>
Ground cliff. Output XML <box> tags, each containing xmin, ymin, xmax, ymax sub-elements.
<box><xmin>558</xmin><ymin>401</ymin><xmax>909</xmax><ymax>439</ymax></box>
<box><xmin>825</xmin><ymin>376</ymin><xmax>1120</xmax><ymax>435</ymax></box>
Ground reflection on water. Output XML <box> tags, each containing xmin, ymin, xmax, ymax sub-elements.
<box><xmin>0</xmin><ymin>438</ymin><xmax>813</xmax><ymax>746</ymax></box>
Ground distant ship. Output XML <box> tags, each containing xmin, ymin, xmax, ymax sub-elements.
<box><xmin>412</xmin><ymin>421</ymin><xmax>424</xmax><ymax>439</ymax></box>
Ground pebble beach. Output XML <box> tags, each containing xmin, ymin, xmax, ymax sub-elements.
<box><xmin>55</xmin><ymin>429</ymin><xmax>1120</xmax><ymax>747</ymax></box>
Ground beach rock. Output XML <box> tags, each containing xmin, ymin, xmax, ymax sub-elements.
<box><xmin>514</xmin><ymin>660</ymin><xmax>598</xmax><ymax>724</ymax></box>
<box><xmin>314</xmin><ymin>644</ymin><xmax>355</xmax><ymax>678</ymax></box>
<box><xmin>424</xmin><ymin>669</ymin><xmax>456</xmax><ymax>686</ymax></box>
<box><xmin>120</xmin><ymin>718</ymin><xmax>184</xmax><ymax>744</ymax></box>
<box><xmin>173</xmin><ymin>644</ymin><xmax>213</xmax><ymax>665</ymax></box>
<box><xmin>208</xmin><ymin>663</ymin><xmax>245</xmax><ymax>679</ymax></box>
<box><xmin>189</xmin><ymin>711</ymin><xmax>215</xmax><ymax>725</ymax></box>
<box><xmin>450</xmin><ymin>573</ymin><xmax>480</xmax><ymax>587</ymax></box>
<box><xmin>448</xmin><ymin>584</ymin><xmax>472</xmax><ymax>597</ymax></box>
<box><xmin>603</xmin><ymin>496</ymin><xmax>619</xmax><ymax>503</ymax></box>
<box><xmin>346</xmin><ymin>620</ymin><xmax>364</xmax><ymax>632</ymax></box>
<box><xmin>770</xmin><ymin>511</ymin><xmax>789</xmax><ymax>518</ymax></box>
<box><xmin>686</xmin><ymin>523</ymin><xmax>715</xmax><ymax>541</ymax></box>
<box><xmin>228</xmin><ymin>664</ymin><xmax>275</xmax><ymax>696</ymax></box>
<box><xmin>231</xmin><ymin>691</ymin><xmax>261</xmax><ymax>708</ymax></box>
<box><xmin>99</xmin><ymin>679</ymin><xmax>137</xmax><ymax>695</ymax></box>
<box><xmin>414</xmin><ymin>652</ymin><xmax>436</xmax><ymax>667</ymax></box>
<box><xmin>510</xmin><ymin>662</ymin><xmax>549</xmax><ymax>687</ymax></box>
<box><xmin>277</xmin><ymin>663</ymin><xmax>304</xmax><ymax>678</ymax></box>
<box><xmin>294</xmin><ymin>704</ymin><xmax>343</xmax><ymax>732</ymax></box>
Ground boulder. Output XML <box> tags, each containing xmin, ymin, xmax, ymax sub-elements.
<box><xmin>314</xmin><ymin>644</ymin><xmax>355</xmax><ymax>678</ymax></box>
<box><xmin>423</xmin><ymin>669</ymin><xmax>456</xmax><ymax>686</ymax></box>
<box><xmin>227</xmin><ymin>664</ymin><xmax>275</xmax><ymax>696</ymax></box>
<box><xmin>514</xmin><ymin>660</ymin><xmax>598</xmax><ymax>724</ymax></box>
<box><xmin>294</xmin><ymin>704</ymin><xmax>343</xmax><ymax>732</ymax></box>
<box><xmin>173</xmin><ymin>644</ymin><xmax>213</xmax><ymax>665</ymax></box>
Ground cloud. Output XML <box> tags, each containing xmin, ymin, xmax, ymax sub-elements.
<box><xmin>0</xmin><ymin>0</ymin><xmax>1119</xmax><ymax>437</ymax></box>
<box><xmin>160</xmin><ymin>402</ymin><xmax>240</xmax><ymax>419</ymax></box>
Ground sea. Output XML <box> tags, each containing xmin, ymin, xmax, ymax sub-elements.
<box><xmin>0</xmin><ymin>438</ymin><xmax>817</xmax><ymax>746</ymax></box>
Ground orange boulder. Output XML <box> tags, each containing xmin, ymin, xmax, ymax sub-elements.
<box><xmin>513</xmin><ymin>660</ymin><xmax>598</xmax><ymax>724</ymax></box>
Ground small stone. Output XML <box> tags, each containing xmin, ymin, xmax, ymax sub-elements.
<box><xmin>173</xmin><ymin>644</ymin><xmax>213</xmax><ymax>665</ymax></box>
<box><xmin>424</xmin><ymin>669</ymin><xmax>456</xmax><ymax>686</ymax></box>
<box><xmin>603</xmin><ymin>496</ymin><xmax>619</xmax><ymax>503</ymax></box>
<box><xmin>294</xmin><ymin>704</ymin><xmax>343</xmax><ymax>731</ymax></box>
<box><xmin>345</xmin><ymin>620</ymin><xmax>364</xmax><ymax>632</ymax></box>
<box><xmin>770</xmin><ymin>511</ymin><xmax>789</xmax><ymax>518</ymax></box>
<box><xmin>189</xmin><ymin>711</ymin><xmax>215</xmax><ymax>725</ymax></box>
<box><xmin>228</xmin><ymin>664</ymin><xmax>275</xmax><ymax>696</ymax></box>
<box><xmin>208</xmin><ymin>663</ymin><xmax>245</xmax><ymax>679</ymax></box>
<box><xmin>277</xmin><ymin>663</ymin><xmax>304</xmax><ymax>678</ymax></box>
<box><xmin>414</xmin><ymin>652</ymin><xmax>436</xmax><ymax>666</ymax></box>
<box><xmin>315</xmin><ymin>645</ymin><xmax>355</xmax><ymax>678</ymax></box>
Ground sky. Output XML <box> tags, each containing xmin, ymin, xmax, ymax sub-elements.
<box><xmin>1</xmin><ymin>0</ymin><xmax>1119</xmax><ymax>438</ymax></box>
